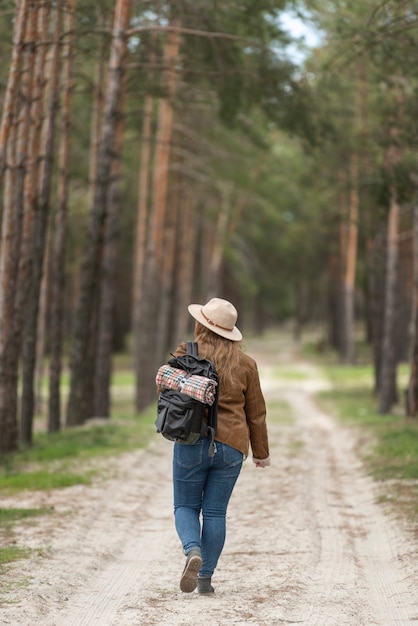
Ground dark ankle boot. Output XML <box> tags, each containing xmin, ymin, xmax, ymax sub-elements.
<box><xmin>197</xmin><ymin>577</ymin><xmax>214</xmax><ymax>594</ymax></box>
<box><xmin>180</xmin><ymin>549</ymin><xmax>202</xmax><ymax>593</ymax></box>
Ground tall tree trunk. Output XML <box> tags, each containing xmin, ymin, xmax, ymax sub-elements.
<box><xmin>21</xmin><ymin>3</ymin><xmax>61</xmax><ymax>446</ymax></box>
<box><xmin>207</xmin><ymin>182</ymin><xmax>232</xmax><ymax>299</ymax></box>
<box><xmin>132</xmin><ymin>93</ymin><xmax>154</xmax><ymax>386</ymax></box>
<box><xmin>172</xmin><ymin>180</ymin><xmax>197</xmax><ymax>345</ymax></box>
<box><xmin>0</xmin><ymin>0</ymin><xmax>29</xmax><ymax>185</ymax></box>
<box><xmin>35</xmin><ymin>229</ymin><xmax>51</xmax><ymax>417</ymax></box>
<box><xmin>78</xmin><ymin>16</ymin><xmax>110</xmax><ymax>423</ymax></box>
<box><xmin>406</xmin><ymin>201</ymin><xmax>418</xmax><ymax>417</ymax></box>
<box><xmin>48</xmin><ymin>0</ymin><xmax>76</xmax><ymax>433</ymax></box>
<box><xmin>369</xmin><ymin>231</ymin><xmax>385</xmax><ymax>394</ymax></box>
<box><xmin>341</xmin><ymin>153</ymin><xmax>359</xmax><ymax>364</ymax></box>
<box><xmin>134</xmin><ymin>18</ymin><xmax>181</xmax><ymax>411</ymax></box>
<box><xmin>0</xmin><ymin>1</ymin><xmax>38</xmax><ymax>457</ymax></box>
<box><xmin>155</xmin><ymin>166</ymin><xmax>180</xmax><ymax>362</ymax></box>
<box><xmin>88</xmin><ymin>11</ymin><xmax>108</xmax><ymax>206</ymax></box>
<box><xmin>94</xmin><ymin>88</ymin><xmax>126</xmax><ymax>418</ymax></box>
<box><xmin>66</xmin><ymin>0</ymin><xmax>132</xmax><ymax>426</ymax></box>
<box><xmin>378</xmin><ymin>182</ymin><xmax>400</xmax><ymax>414</ymax></box>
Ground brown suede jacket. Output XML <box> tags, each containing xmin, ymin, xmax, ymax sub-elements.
<box><xmin>173</xmin><ymin>342</ymin><xmax>270</xmax><ymax>462</ymax></box>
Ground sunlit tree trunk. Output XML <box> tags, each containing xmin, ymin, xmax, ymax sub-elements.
<box><xmin>378</xmin><ymin>180</ymin><xmax>400</xmax><ymax>414</ymax></box>
<box><xmin>66</xmin><ymin>0</ymin><xmax>132</xmax><ymax>426</ymax></box>
<box><xmin>172</xmin><ymin>180</ymin><xmax>197</xmax><ymax>345</ymax></box>
<box><xmin>155</xmin><ymin>166</ymin><xmax>180</xmax><ymax>362</ymax></box>
<box><xmin>134</xmin><ymin>17</ymin><xmax>181</xmax><ymax>411</ymax></box>
<box><xmin>48</xmin><ymin>0</ymin><xmax>76</xmax><ymax>432</ymax></box>
<box><xmin>341</xmin><ymin>153</ymin><xmax>359</xmax><ymax>364</ymax></box>
<box><xmin>21</xmin><ymin>2</ymin><xmax>61</xmax><ymax>445</ymax></box>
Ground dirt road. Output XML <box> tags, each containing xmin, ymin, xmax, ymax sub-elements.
<box><xmin>1</xmin><ymin>343</ymin><xmax>417</xmax><ymax>625</ymax></box>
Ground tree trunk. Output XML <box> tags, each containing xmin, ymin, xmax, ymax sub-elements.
<box><xmin>94</xmin><ymin>88</ymin><xmax>126</xmax><ymax>418</ymax></box>
<box><xmin>132</xmin><ymin>93</ymin><xmax>154</xmax><ymax>382</ymax></box>
<box><xmin>341</xmin><ymin>153</ymin><xmax>359</xmax><ymax>364</ymax></box>
<box><xmin>207</xmin><ymin>182</ymin><xmax>232</xmax><ymax>299</ymax></box>
<box><xmin>155</xmin><ymin>166</ymin><xmax>180</xmax><ymax>363</ymax></box>
<box><xmin>368</xmin><ymin>231</ymin><xmax>385</xmax><ymax>394</ymax></box>
<box><xmin>48</xmin><ymin>0</ymin><xmax>76</xmax><ymax>433</ymax></box>
<box><xmin>35</xmin><ymin>229</ymin><xmax>51</xmax><ymax>418</ymax></box>
<box><xmin>134</xmin><ymin>18</ymin><xmax>181</xmax><ymax>411</ymax></box>
<box><xmin>378</xmin><ymin>183</ymin><xmax>400</xmax><ymax>414</ymax></box>
<box><xmin>88</xmin><ymin>11</ymin><xmax>108</xmax><ymax>206</ymax></box>
<box><xmin>77</xmin><ymin>15</ymin><xmax>110</xmax><ymax>424</ymax></box>
<box><xmin>0</xmin><ymin>0</ymin><xmax>29</xmax><ymax>185</ymax></box>
<box><xmin>0</xmin><ymin>1</ymin><xmax>38</xmax><ymax>458</ymax></box>
<box><xmin>66</xmin><ymin>0</ymin><xmax>132</xmax><ymax>426</ymax></box>
<box><xmin>406</xmin><ymin>201</ymin><xmax>418</xmax><ymax>417</ymax></box>
<box><xmin>21</xmin><ymin>3</ymin><xmax>61</xmax><ymax>446</ymax></box>
<box><xmin>172</xmin><ymin>180</ymin><xmax>197</xmax><ymax>345</ymax></box>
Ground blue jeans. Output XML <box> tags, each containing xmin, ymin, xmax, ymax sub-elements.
<box><xmin>173</xmin><ymin>437</ymin><xmax>243</xmax><ymax>578</ymax></box>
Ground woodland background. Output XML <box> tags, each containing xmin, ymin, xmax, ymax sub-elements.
<box><xmin>0</xmin><ymin>0</ymin><xmax>418</xmax><ymax>458</ymax></box>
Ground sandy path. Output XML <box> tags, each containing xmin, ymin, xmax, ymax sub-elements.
<box><xmin>1</xmin><ymin>348</ymin><xmax>417</xmax><ymax>626</ymax></box>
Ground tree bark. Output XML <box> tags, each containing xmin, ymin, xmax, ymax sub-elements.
<box><xmin>134</xmin><ymin>17</ymin><xmax>181</xmax><ymax>411</ymax></box>
<box><xmin>48</xmin><ymin>0</ymin><xmax>76</xmax><ymax>433</ymax></box>
<box><xmin>94</xmin><ymin>88</ymin><xmax>126</xmax><ymax>418</ymax></box>
<box><xmin>21</xmin><ymin>2</ymin><xmax>62</xmax><ymax>446</ymax></box>
<box><xmin>207</xmin><ymin>181</ymin><xmax>232</xmax><ymax>299</ymax></box>
<box><xmin>406</xmin><ymin>201</ymin><xmax>418</xmax><ymax>417</ymax></box>
<box><xmin>66</xmin><ymin>0</ymin><xmax>132</xmax><ymax>426</ymax></box>
<box><xmin>378</xmin><ymin>182</ymin><xmax>400</xmax><ymax>414</ymax></box>
<box><xmin>368</xmin><ymin>231</ymin><xmax>385</xmax><ymax>395</ymax></box>
<box><xmin>0</xmin><ymin>0</ymin><xmax>29</xmax><ymax>185</ymax></box>
<box><xmin>0</xmin><ymin>1</ymin><xmax>38</xmax><ymax>457</ymax></box>
<box><xmin>132</xmin><ymin>93</ymin><xmax>154</xmax><ymax>382</ymax></box>
<box><xmin>341</xmin><ymin>153</ymin><xmax>359</xmax><ymax>364</ymax></box>
<box><xmin>172</xmin><ymin>180</ymin><xmax>197</xmax><ymax>345</ymax></box>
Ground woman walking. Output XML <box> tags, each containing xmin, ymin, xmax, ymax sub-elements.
<box><xmin>168</xmin><ymin>297</ymin><xmax>270</xmax><ymax>594</ymax></box>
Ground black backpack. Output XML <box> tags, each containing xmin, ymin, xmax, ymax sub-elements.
<box><xmin>155</xmin><ymin>342</ymin><xmax>219</xmax><ymax>456</ymax></box>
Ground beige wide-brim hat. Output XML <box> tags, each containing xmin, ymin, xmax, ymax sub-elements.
<box><xmin>188</xmin><ymin>297</ymin><xmax>242</xmax><ymax>341</ymax></box>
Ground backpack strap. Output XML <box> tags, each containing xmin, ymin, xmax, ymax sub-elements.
<box><xmin>186</xmin><ymin>341</ymin><xmax>198</xmax><ymax>356</ymax></box>
<box><xmin>186</xmin><ymin>340</ymin><xmax>217</xmax><ymax>457</ymax></box>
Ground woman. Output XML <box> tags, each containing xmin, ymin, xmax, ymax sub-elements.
<box><xmin>170</xmin><ymin>297</ymin><xmax>270</xmax><ymax>594</ymax></box>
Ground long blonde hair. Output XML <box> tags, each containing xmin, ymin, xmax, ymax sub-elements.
<box><xmin>194</xmin><ymin>322</ymin><xmax>242</xmax><ymax>391</ymax></box>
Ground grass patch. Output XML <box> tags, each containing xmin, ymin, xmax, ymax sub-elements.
<box><xmin>266</xmin><ymin>399</ymin><xmax>295</xmax><ymax>424</ymax></box>
<box><xmin>0</xmin><ymin>546</ymin><xmax>31</xmax><ymax>566</ymax></box>
<box><xmin>318</xmin><ymin>385</ymin><xmax>418</xmax><ymax>481</ymax></box>
<box><xmin>272</xmin><ymin>366</ymin><xmax>309</xmax><ymax>380</ymax></box>
<box><xmin>0</xmin><ymin>508</ymin><xmax>52</xmax><ymax>525</ymax></box>
<box><xmin>316</xmin><ymin>358</ymin><xmax>418</xmax><ymax>524</ymax></box>
<box><xmin>0</xmin><ymin>471</ymin><xmax>93</xmax><ymax>494</ymax></box>
<box><xmin>0</xmin><ymin>509</ymin><xmax>53</xmax><ymax>574</ymax></box>
<box><xmin>0</xmin><ymin>404</ymin><xmax>157</xmax><ymax>494</ymax></box>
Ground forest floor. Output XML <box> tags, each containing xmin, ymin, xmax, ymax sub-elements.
<box><xmin>1</xmin><ymin>336</ymin><xmax>418</xmax><ymax>626</ymax></box>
